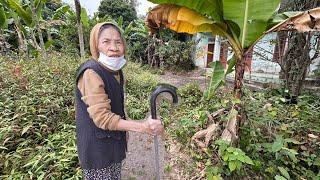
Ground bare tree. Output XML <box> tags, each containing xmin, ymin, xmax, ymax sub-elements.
<box><xmin>274</xmin><ymin>0</ymin><xmax>320</xmax><ymax>97</ymax></box>
<box><xmin>253</xmin><ymin>1</ymin><xmax>320</xmax><ymax>97</ymax></box>
<box><xmin>74</xmin><ymin>0</ymin><xmax>85</xmax><ymax>59</ymax></box>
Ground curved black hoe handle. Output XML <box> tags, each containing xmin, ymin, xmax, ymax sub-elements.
<box><xmin>150</xmin><ymin>83</ymin><xmax>178</xmax><ymax>119</ymax></box>
<box><xmin>149</xmin><ymin>83</ymin><xmax>178</xmax><ymax>180</ymax></box>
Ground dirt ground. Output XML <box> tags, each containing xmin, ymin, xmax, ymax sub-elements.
<box><xmin>121</xmin><ymin>68</ymin><xmax>208</xmax><ymax>180</ymax></box>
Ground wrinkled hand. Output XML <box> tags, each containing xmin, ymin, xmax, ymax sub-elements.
<box><xmin>143</xmin><ymin>116</ymin><xmax>164</xmax><ymax>136</ymax></box>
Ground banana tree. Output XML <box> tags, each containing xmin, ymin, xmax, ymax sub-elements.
<box><xmin>145</xmin><ymin>1</ymin><xmax>320</xmax><ymax>143</ymax></box>
<box><xmin>30</xmin><ymin>0</ymin><xmax>47</xmax><ymax>58</ymax></box>
<box><xmin>1</xmin><ymin>0</ymin><xmax>70</xmax><ymax>56</ymax></box>
<box><xmin>0</xmin><ymin>0</ymin><xmax>29</xmax><ymax>54</ymax></box>
<box><xmin>40</xmin><ymin>4</ymin><xmax>70</xmax><ymax>49</ymax></box>
<box><xmin>0</xmin><ymin>0</ymin><xmax>47</xmax><ymax>57</ymax></box>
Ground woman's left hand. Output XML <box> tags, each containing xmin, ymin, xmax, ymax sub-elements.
<box><xmin>143</xmin><ymin>116</ymin><xmax>164</xmax><ymax>136</ymax></box>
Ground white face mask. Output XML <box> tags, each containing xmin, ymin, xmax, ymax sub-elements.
<box><xmin>98</xmin><ymin>52</ymin><xmax>127</xmax><ymax>71</ymax></box>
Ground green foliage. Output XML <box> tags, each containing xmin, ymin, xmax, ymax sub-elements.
<box><xmin>168</xmin><ymin>83</ymin><xmax>207</xmax><ymax>144</ymax></box>
<box><xmin>203</xmin><ymin>61</ymin><xmax>225</xmax><ymax>100</ymax></box>
<box><xmin>124</xmin><ymin>19</ymin><xmax>195</xmax><ymax>72</ymax></box>
<box><xmin>154</xmin><ymin>39</ymin><xmax>195</xmax><ymax>72</ymax></box>
<box><xmin>215</xmin><ymin>140</ymin><xmax>254</xmax><ymax>172</ymax></box>
<box><xmin>98</xmin><ymin>0</ymin><xmax>137</xmax><ymax>27</ymax></box>
<box><xmin>124</xmin><ymin>62</ymin><xmax>159</xmax><ymax>119</ymax></box>
<box><xmin>125</xmin><ymin>19</ymin><xmax>149</xmax><ymax>63</ymax></box>
<box><xmin>0</xmin><ymin>55</ymin><xmax>81</xmax><ymax>178</ymax></box>
<box><xmin>52</xmin><ymin>5</ymin><xmax>70</xmax><ymax>20</ymax></box>
<box><xmin>178</xmin><ymin>82</ymin><xmax>203</xmax><ymax>107</ymax></box>
<box><xmin>239</xmin><ymin>89</ymin><xmax>320</xmax><ymax>179</ymax></box>
<box><xmin>162</xmin><ymin>82</ymin><xmax>320</xmax><ymax>178</ymax></box>
<box><xmin>6</xmin><ymin>0</ymin><xmax>33</xmax><ymax>26</ymax></box>
<box><xmin>80</xmin><ymin>7</ymin><xmax>89</xmax><ymax>28</ymax></box>
<box><xmin>0</xmin><ymin>4</ymin><xmax>6</xmax><ymax>28</ymax></box>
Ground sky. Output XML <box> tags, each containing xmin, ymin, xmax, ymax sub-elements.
<box><xmin>62</xmin><ymin>0</ymin><xmax>156</xmax><ymax>16</ymax></box>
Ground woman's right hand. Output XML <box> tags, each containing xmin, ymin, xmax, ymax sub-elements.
<box><xmin>143</xmin><ymin>116</ymin><xmax>164</xmax><ymax>136</ymax></box>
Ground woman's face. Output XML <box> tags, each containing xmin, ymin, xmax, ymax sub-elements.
<box><xmin>97</xmin><ymin>27</ymin><xmax>125</xmax><ymax>57</ymax></box>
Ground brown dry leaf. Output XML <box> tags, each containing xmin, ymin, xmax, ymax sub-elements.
<box><xmin>268</xmin><ymin>7</ymin><xmax>320</xmax><ymax>32</ymax></box>
<box><xmin>192</xmin><ymin>123</ymin><xmax>219</xmax><ymax>148</ymax></box>
<box><xmin>39</xmin><ymin>20</ymin><xmax>66</xmax><ymax>29</ymax></box>
<box><xmin>308</xmin><ymin>134</ymin><xmax>319</xmax><ymax>139</ymax></box>
<box><xmin>221</xmin><ymin>108</ymin><xmax>238</xmax><ymax>142</ymax></box>
<box><xmin>210</xmin><ymin>108</ymin><xmax>225</xmax><ymax>119</ymax></box>
<box><xmin>204</xmin><ymin>123</ymin><xmax>219</xmax><ymax>147</ymax></box>
<box><xmin>300</xmin><ymin>145</ymin><xmax>307</xmax><ymax>151</ymax></box>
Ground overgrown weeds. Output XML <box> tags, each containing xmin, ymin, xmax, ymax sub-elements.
<box><xmin>0</xmin><ymin>56</ymin><xmax>159</xmax><ymax>178</ymax></box>
<box><xmin>163</xmin><ymin>83</ymin><xmax>320</xmax><ymax>179</ymax></box>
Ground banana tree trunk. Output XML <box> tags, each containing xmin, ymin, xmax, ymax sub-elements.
<box><xmin>46</xmin><ymin>29</ymin><xmax>52</xmax><ymax>51</ymax></box>
<box><xmin>47</xmin><ymin>29</ymin><xmax>52</xmax><ymax>41</ymax></box>
<box><xmin>37</xmin><ymin>28</ymin><xmax>46</xmax><ymax>56</ymax></box>
<box><xmin>14</xmin><ymin>23</ymin><xmax>26</xmax><ymax>55</ymax></box>
<box><xmin>30</xmin><ymin>0</ymin><xmax>46</xmax><ymax>59</ymax></box>
<box><xmin>221</xmin><ymin>53</ymin><xmax>247</xmax><ymax>143</ymax></box>
<box><xmin>30</xmin><ymin>30</ymin><xmax>41</xmax><ymax>50</ymax></box>
<box><xmin>234</xmin><ymin>54</ymin><xmax>247</xmax><ymax>99</ymax></box>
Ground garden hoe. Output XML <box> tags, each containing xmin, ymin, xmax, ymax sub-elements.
<box><xmin>150</xmin><ymin>84</ymin><xmax>178</xmax><ymax>180</ymax></box>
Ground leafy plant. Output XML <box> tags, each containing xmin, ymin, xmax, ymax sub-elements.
<box><xmin>215</xmin><ymin>140</ymin><xmax>254</xmax><ymax>172</ymax></box>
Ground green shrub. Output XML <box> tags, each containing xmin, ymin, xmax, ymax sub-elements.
<box><xmin>124</xmin><ymin>62</ymin><xmax>159</xmax><ymax>119</ymax></box>
<box><xmin>163</xmin><ymin>83</ymin><xmax>320</xmax><ymax>179</ymax></box>
<box><xmin>0</xmin><ymin>55</ymin><xmax>81</xmax><ymax>179</ymax></box>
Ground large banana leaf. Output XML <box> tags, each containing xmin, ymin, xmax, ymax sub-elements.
<box><xmin>203</xmin><ymin>61</ymin><xmax>225</xmax><ymax>100</ymax></box>
<box><xmin>0</xmin><ymin>5</ymin><xmax>6</xmax><ymax>28</ymax></box>
<box><xmin>146</xmin><ymin>4</ymin><xmax>226</xmax><ymax>36</ymax></box>
<box><xmin>267</xmin><ymin>7</ymin><xmax>320</xmax><ymax>33</ymax></box>
<box><xmin>222</xmin><ymin>0</ymin><xmax>281</xmax><ymax>48</ymax></box>
<box><xmin>80</xmin><ymin>7</ymin><xmax>89</xmax><ymax>28</ymax></box>
<box><xmin>52</xmin><ymin>5</ymin><xmax>71</xmax><ymax>20</ymax></box>
<box><xmin>148</xmin><ymin>0</ymin><xmax>223</xmax><ymax>22</ymax></box>
<box><xmin>7</xmin><ymin>0</ymin><xmax>32</xmax><ymax>26</ymax></box>
<box><xmin>203</xmin><ymin>56</ymin><xmax>236</xmax><ymax>100</ymax></box>
<box><xmin>148</xmin><ymin>0</ymin><xmax>281</xmax><ymax>49</ymax></box>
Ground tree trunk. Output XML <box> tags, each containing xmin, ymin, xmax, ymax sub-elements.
<box><xmin>234</xmin><ymin>54</ymin><xmax>247</xmax><ymax>99</ymax></box>
<box><xmin>30</xmin><ymin>30</ymin><xmax>41</xmax><ymax>50</ymax></box>
<box><xmin>47</xmin><ymin>29</ymin><xmax>52</xmax><ymax>41</ymax></box>
<box><xmin>276</xmin><ymin>0</ymin><xmax>320</xmax><ymax>98</ymax></box>
<box><xmin>276</xmin><ymin>31</ymin><xmax>317</xmax><ymax>98</ymax></box>
<box><xmin>37</xmin><ymin>28</ymin><xmax>46</xmax><ymax>58</ymax></box>
<box><xmin>46</xmin><ymin>29</ymin><xmax>52</xmax><ymax>51</ymax></box>
<box><xmin>14</xmin><ymin>23</ymin><xmax>27</xmax><ymax>55</ymax></box>
<box><xmin>221</xmin><ymin>53</ymin><xmax>248</xmax><ymax>143</ymax></box>
<box><xmin>30</xmin><ymin>0</ymin><xmax>46</xmax><ymax>59</ymax></box>
<box><xmin>75</xmin><ymin>0</ymin><xmax>85</xmax><ymax>59</ymax></box>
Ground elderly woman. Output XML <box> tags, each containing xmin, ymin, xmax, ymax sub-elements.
<box><xmin>75</xmin><ymin>22</ymin><xmax>164</xmax><ymax>179</ymax></box>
